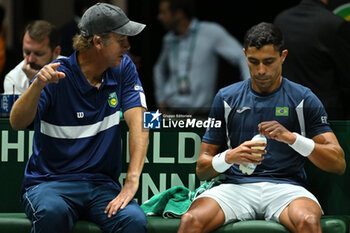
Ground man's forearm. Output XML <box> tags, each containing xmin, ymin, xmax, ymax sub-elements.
<box><xmin>10</xmin><ymin>79</ymin><xmax>43</xmax><ymax>130</ymax></box>
<box><xmin>123</xmin><ymin>107</ymin><xmax>149</xmax><ymax>185</ymax></box>
<box><xmin>126</xmin><ymin>128</ymin><xmax>149</xmax><ymax>182</ymax></box>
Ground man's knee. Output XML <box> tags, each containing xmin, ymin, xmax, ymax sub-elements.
<box><xmin>38</xmin><ymin>201</ymin><xmax>69</xmax><ymax>218</ymax></box>
<box><xmin>296</xmin><ymin>213</ymin><xmax>320</xmax><ymax>231</ymax></box>
<box><xmin>181</xmin><ymin>211</ymin><xmax>203</xmax><ymax>230</ymax></box>
<box><xmin>29</xmin><ymin>200</ymin><xmax>74</xmax><ymax>233</ymax></box>
<box><xmin>127</xmin><ymin>211</ymin><xmax>147</xmax><ymax>229</ymax></box>
<box><xmin>115</xmin><ymin>205</ymin><xmax>147</xmax><ymax>233</ymax></box>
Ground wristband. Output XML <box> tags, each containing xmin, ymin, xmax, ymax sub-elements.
<box><xmin>289</xmin><ymin>132</ymin><xmax>315</xmax><ymax>157</ymax></box>
<box><xmin>212</xmin><ymin>150</ymin><xmax>232</xmax><ymax>173</ymax></box>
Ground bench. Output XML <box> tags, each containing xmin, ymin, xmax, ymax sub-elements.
<box><xmin>0</xmin><ymin>213</ymin><xmax>348</xmax><ymax>233</ymax></box>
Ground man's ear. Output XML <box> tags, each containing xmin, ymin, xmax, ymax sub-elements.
<box><xmin>281</xmin><ymin>49</ymin><xmax>288</xmax><ymax>63</ymax></box>
<box><xmin>93</xmin><ymin>35</ymin><xmax>103</xmax><ymax>49</ymax></box>
<box><xmin>243</xmin><ymin>48</ymin><xmax>249</xmax><ymax>63</ymax></box>
<box><xmin>53</xmin><ymin>45</ymin><xmax>61</xmax><ymax>60</ymax></box>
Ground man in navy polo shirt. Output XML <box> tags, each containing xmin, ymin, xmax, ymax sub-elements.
<box><xmin>178</xmin><ymin>22</ymin><xmax>346</xmax><ymax>233</ymax></box>
<box><xmin>10</xmin><ymin>3</ymin><xmax>148</xmax><ymax>233</ymax></box>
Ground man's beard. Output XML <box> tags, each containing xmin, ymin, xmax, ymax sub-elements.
<box><xmin>29</xmin><ymin>63</ymin><xmax>42</xmax><ymax>70</ymax></box>
<box><xmin>29</xmin><ymin>53</ymin><xmax>54</xmax><ymax>70</ymax></box>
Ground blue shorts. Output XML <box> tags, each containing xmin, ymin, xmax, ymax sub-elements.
<box><xmin>22</xmin><ymin>181</ymin><xmax>146</xmax><ymax>233</ymax></box>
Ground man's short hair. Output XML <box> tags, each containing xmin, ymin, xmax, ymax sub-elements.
<box><xmin>160</xmin><ymin>0</ymin><xmax>195</xmax><ymax>19</ymax></box>
<box><xmin>244</xmin><ymin>22</ymin><xmax>284</xmax><ymax>54</ymax></box>
<box><xmin>24</xmin><ymin>20</ymin><xmax>60</xmax><ymax>51</ymax></box>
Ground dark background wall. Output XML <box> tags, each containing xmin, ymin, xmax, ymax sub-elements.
<box><xmin>127</xmin><ymin>0</ymin><xmax>300</xmax><ymax>109</ymax></box>
<box><xmin>1</xmin><ymin>0</ymin><xmax>349</xmax><ymax>109</ymax></box>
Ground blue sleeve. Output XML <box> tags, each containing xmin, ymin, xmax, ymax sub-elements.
<box><xmin>30</xmin><ymin>79</ymin><xmax>55</xmax><ymax>123</ymax></box>
<box><xmin>304</xmin><ymin>91</ymin><xmax>332</xmax><ymax>138</ymax></box>
<box><xmin>202</xmin><ymin>91</ymin><xmax>227</xmax><ymax>145</ymax></box>
<box><xmin>120</xmin><ymin>55</ymin><xmax>147</xmax><ymax>112</ymax></box>
<box><xmin>36</xmin><ymin>87</ymin><xmax>53</xmax><ymax>120</ymax></box>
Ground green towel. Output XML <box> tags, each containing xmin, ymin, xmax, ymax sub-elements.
<box><xmin>141</xmin><ymin>186</ymin><xmax>191</xmax><ymax>218</ymax></box>
<box><xmin>190</xmin><ymin>180</ymin><xmax>221</xmax><ymax>200</ymax></box>
<box><xmin>141</xmin><ymin>180</ymin><xmax>221</xmax><ymax>218</ymax></box>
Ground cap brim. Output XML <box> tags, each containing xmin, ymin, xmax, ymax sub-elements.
<box><xmin>112</xmin><ymin>20</ymin><xmax>146</xmax><ymax>36</ymax></box>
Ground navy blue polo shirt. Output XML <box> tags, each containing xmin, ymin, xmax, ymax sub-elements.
<box><xmin>22</xmin><ymin>52</ymin><xmax>147</xmax><ymax>193</ymax></box>
<box><xmin>203</xmin><ymin>78</ymin><xmax>331</xmax><ymax>186</ymax></box>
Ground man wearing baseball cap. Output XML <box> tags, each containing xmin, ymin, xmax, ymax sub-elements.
<box><xmin>10</xmin><ymin>3</ymin><xmax>148</xmax><ymax>233</ymax></box>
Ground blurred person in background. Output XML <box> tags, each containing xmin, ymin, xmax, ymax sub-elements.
<box><xmin>3</xmin><ymin>20</ymin><xmax>62</xmax><ymax>94</ymax></box>
<box><xmin>274</xmin><ymin>0</ymin><xmax>350</xmax><ymax>120</ymax></box>
<box><xmin>153</xmin><ymin>0</ymin><xmax>249</xmax><ymax>116</ymax></box>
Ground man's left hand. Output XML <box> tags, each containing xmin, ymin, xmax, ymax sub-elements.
<box><xmin>104</xmin><ymin>176</ymin><xmax>139</xmax><ymax>218</ymax></box>
<box><xmin>258</xmin><ymin>121</ymin><xmax>297</xmax><ymax>144</ymax></box>
<box><xmin>22</xmin><ymin>59</ymin><xmax>39</xmax><ymax>81</ymax></box>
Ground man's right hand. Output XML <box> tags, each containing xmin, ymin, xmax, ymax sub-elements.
<box><xmin>225</xmin><ymin>141</ymin><xmax>266</xmax><ymax>165</ymax></box>
<box><xmin>34</xmin><ymin>62</ymin><xmax>66</xmax><ymax>89</ymax></box>
<box><xmin>22</xmin><ymin>59</ymin><xmax>40</xmax><ymax>81</ymax></box>
<box><xmin>10</xmin><ymin>62</ymin><xmax>65</xmax><ymax>130</ymax></box>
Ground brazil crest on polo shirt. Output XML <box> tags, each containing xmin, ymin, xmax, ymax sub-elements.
<box><xmin>108</xmin><ymin>92</ymin><xmax>118</xmax><ymax>108</ymax></box>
